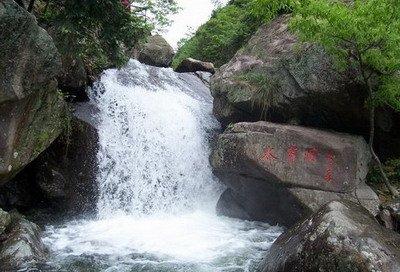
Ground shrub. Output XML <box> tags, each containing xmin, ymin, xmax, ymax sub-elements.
<box><xmin>37</xmin><ymin>0</ymin><xmax>177</xmax><ymax>73</ymax></box>
<box><xmin>173</xmin><ymin>0</ymin><xmax>295</xmax><ymax>68</ymax></box>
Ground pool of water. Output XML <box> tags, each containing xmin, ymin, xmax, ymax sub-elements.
<box><xmin>41</xmin><ymin>211</ymin><xmax>281</xmax><ymax>272</ymax></box>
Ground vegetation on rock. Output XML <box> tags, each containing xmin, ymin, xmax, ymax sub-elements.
<box><xmin>173</xmin><ymin>0</ymin><xmax>294</xmax><ymax>68</ymax></box>
<box><xmin>291</xmin><ymin>0</ymin><xmax>400</xmax><ymax>196</ymax></box>
<box><xmin>24</xmin><ymin>0</ymin><xmax>177</xmax><ymax>76</ymax></box>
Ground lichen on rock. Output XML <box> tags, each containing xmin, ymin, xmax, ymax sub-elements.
<box><xmin>0</xmin><ymin>0</ymin><xmax>66</xmax><ymax>185</ymax></box>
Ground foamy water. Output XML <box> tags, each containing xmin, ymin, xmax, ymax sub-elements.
<box><xmin>42</xmin><ymin>60</ymin><xmax>282</xmax><ymax>272</ymax></box>
<box><xmin>44</xmin><ymin>212</ymin><xmax>281</xmax><ymax>271</ymax></box>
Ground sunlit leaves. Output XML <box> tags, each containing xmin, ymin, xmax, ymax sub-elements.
<box><xmin>40</xmin><ymin>0</ymin><xmax>177</xmax><ymax>71</ymax></box>
<box><xmin>173</xmin><ymin>0</ymin><xmax>296</xmax><ymax>68</ymax></box>
<box><xmin>291</xmin><ymin>0</ymin><xmax>400</xmax><ymax>110</ymax></box>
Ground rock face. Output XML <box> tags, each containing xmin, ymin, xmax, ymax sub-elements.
<box><xmin>35</xmin><ymin>104</ymin><xmax>99</xmax><ymax>214</ymax></box>
<box><xmin>378</xmin><ymin>198</ymin><xmax>400</xmax><ymax>233</ymax></box>
<box><xmin>262</xmin><ymin>201</ymin><xmax>400</xmax><ymax>272</ymax></box>
<box><xmin>175</xmin><ymin>58</ymin><xmax>216</xmax><ymax>74</ymax></box>
<box><xmin>0</xmin><ymin>0</ymin><xmax>61</xmax><ymax>103</ymax></box>
<box><xmin>210</xmin><ymin>14</ymin><xmax>400</xmax><ymax>159</ymax></box>
<box><xmin>0</xmin><ymin>103</ymin><xmax>99</xmax><ymax>215</ymax></box>
<box><xmin>211</xmin><ymin>122</ymin><xmax>379</xmax><ymax>227</ymax></box>
<box><xmin>134</xmin><ymin>34</ymin><xmax>175</xmax><ymax>68</ymax></box>
<box><xmin>0</xmin><ymin>212</ymin><xmax>47</xmax><ymax>271</ymax></box>
<box><xmin>0</xmin><ymin>0</ymin><xmax>65</xmax><ymax>185</ymax></box>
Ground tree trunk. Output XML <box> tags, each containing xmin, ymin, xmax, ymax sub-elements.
<box><xmin>366</xmin><ymin>82</ymin><xmax>399</xmax><ymax>197</ymax></box>
<box><xmin>15</xmin><ymin>0</ymin><xmax>25</xmax><ymax>9</ymax></box>
<box><xmin>27</xmin><ymin>0</ymin><xmax>35</xmax><ymax>12</ymax></box>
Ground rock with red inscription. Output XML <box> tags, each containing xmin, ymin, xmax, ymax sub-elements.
<box><xmin>211</xmin><ymin>14</ymin><xmax>400</xmax><ymax>160</ymax></box>
<box><xmin>261</xmin><ymin>201</ymin><xmax>400</xmax><ymax>272</ymax></box>
<box><xmin>211</xmin><ymin>121</ymin><xmax>379</xmax><ymax>227</ymax></box>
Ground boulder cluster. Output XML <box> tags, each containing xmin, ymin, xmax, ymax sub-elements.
<box><xmin>209</xmin><ymin>14</ymin><xmax>400</xmax><ymax>271</ymax></box>
<box><xmin>0</xmin><ymin>1</ymin><xmax>100</xmax><ymax>268</ymax></box>
<box><xmin>1</xmin><ymin>0</ymin><xmax>400</xmax><ymax>271</ymax></box>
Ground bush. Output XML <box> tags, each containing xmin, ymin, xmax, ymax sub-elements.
<box><xmin>173</xmin><ymin>0</ymin><xmax>295</xmax><ymax>68</ymax></box>
<box><xmin>37</xmin><ymin>0</ymin><xmax>176</xmax><ymax>74</ymax></box>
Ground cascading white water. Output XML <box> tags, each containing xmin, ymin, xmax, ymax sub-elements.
<box><xmin>43</xmin><ymin>60</ymin><xmax>282</xmax><ymax>272</ymax></box>
<box><xmin>94</xmin><ymin>60</ymin><xmax>221</xmax><ymax>217</ymax></box>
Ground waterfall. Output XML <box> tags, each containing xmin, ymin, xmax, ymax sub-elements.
<box><xmin>42</xmin><ymin>60</ymin><xmax>282</xmax><ymax>272</ymax></box>
<box><xmin>92</xmin><ymin>60</ymin><xmax>221</xmax><ymax>217</ymax></box>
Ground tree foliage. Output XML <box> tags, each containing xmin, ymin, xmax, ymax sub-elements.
<box><xmin>291</xmin><ymin>0</ymin><xmax>400</xmax><ymax>111</ymax></box>
<box><xmin>173</xmin><ymin>0</ymin><xmax>256</xmax><ymax>68</ymax></box>
<box><xmin>291</xmin><ymin>0</ymin><xmax>400</xmax><ymax>195</ymax></box>
<box><xmin>248</xmin><ymin>0</ymin><xmax>294</xmax><ymax>22</ymax></box>
<box><xmin>38</xmin><ymin>0</ymin><xmax>177</xmax><ymax>73</ymax></box>
<box><xmin>173</xmin><ymin>0</ymin><xmax>296</xmax><ymax>68</ymax></box>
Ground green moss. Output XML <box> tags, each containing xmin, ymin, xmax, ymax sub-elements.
<box><xmin>172</xmin><ymin>0</ymin><xmax>261</xmax><ymax>68</ymax></box>
<box><xmin>173</xmin><ymin>0</ymin><xmax>295</xmax><ymax>68</ymax></box>
<box><xmin>12</xmin><ymin>84</ymin><xmax>66</xmax><ymax>174</ymax></box>
<box><xmin>235</xmin><ymin>71</ymin><xmax>281</xmax><ymax>118</ymax></box>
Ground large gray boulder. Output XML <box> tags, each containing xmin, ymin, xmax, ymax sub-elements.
<box><xmin>211</xmin><ymin>122</ymin><xmax>379</xmax><ymax>227</ymax></box>
<box><xmin>210</xmin><ymin>14</ymin><xmax>400</xmax><ymax>159</ymax></box>
<box><xmin>0</xmin><ymin>103</ymin><xmax>99</xmax><ymax>216</ymax></box>
<box><xmin>0</xmin><ymin>0</ymin><xmax>66</xmax><ymax>185</ymax></box>
<box><xmin>0</xmin><ymin>212</ymin><xmax>47</xmax><ymax>271</ymax></box>
<box><xmin>134</xmin><ymin>34</ymin><xmax>175</xmax><ymax>68</ymax></box>
<box><xmin>262</xmin><ymin>201</ymin><xmax>400</xmax><ymax>272</ymax></box>
<box><xmin>33</xmin><ymin>103</ymin><xmax>99</xmax><ymax>215</ymax></box>
<box><xmin>0</xmin><ymin>0</ymin><xmax>61</xmax><ymax>103</ymax></box>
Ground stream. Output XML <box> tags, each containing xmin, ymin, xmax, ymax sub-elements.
<box><xmin>40</xmin><ymin>60</ymin><xmax>282</xmax><ymax>272</ymax></box>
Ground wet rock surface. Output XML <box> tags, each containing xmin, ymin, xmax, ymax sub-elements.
<box><xmin>0</xmin><ymin>103</ymin><xmax>99</xmax><ymax>216</ymax></box>
<box><xmin>0</xmin><ymin>208</ymin><xmax>11</xmax><ymax>234</ymax></box>
<box><xmin>212</xmin><ymin>122</ymin><xmax>379</xmax><ymax>227</ymax></box>
<box><xmin>0</xmin><ymin>0</ymin><xmax>65</xmax><ymax>185</ymax></box>
<box><xmin>261</xmin><ymin>201</ymin><xmax>400</xmax><ymax>272</ymax></box>
<box><xmin>0</xmin><ymin>212</ymin><xmax>46</xmax><ymax>271</ymax></box>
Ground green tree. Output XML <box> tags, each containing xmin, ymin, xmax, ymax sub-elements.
<box><xmin>173</xmin><ymin>0</ymin><xmax>295</xmax><ymax>68</ymax></box>
<box><xmin>173</xmin><ymin>0</ymin><xmax>258</xmax><ymax>68</ymax></box>
<box><xmin>248</xmin><ymin>0</ymin><xmax>294</xmax><ymax>22</ymax></box>
<box><xmin>291</xmin><ymin>0</ymin><xmax>400</xmax><ymax>196</ymax></box>
<box><xmin>38</xmin><ymin>0</ymin><xmax>177</xmax><ymax>73</ymax></box>
<box><xmin>131</xmin><ymin>0</ymin><xmax>179</xmax><ymax>30</ymax></box>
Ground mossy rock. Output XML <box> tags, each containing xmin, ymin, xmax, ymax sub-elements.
<box><xmin>0</xmin><ymin>0</ymin><xmax>66</xmax><ymax>185</ymax></box>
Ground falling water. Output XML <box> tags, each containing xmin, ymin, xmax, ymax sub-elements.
<box><xmin>42</xmin><ymin>60</ymin><xmax>282</xmax><ymax>272</ymax></box>
<box><xmin>94</xmin><ymin>60</ymin><xmax>221</xmax><ymax>217</ymax></box>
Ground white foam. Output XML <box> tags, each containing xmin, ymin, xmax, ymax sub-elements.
<box><xmin>43</xmin><ymin>60</ymin><xmax>282</xmax><ymax>271</ymax></box>
<box><xmin>44</xmin><ymin>212</ymin><xmax>281</xmax><ymax>265</ymax></box>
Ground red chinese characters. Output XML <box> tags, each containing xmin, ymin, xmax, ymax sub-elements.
<box><xmin>262</xmin><ymin>147</ymin><xmax>277</xmax><ymax>162</ymax></box>
<box><xmin>304</xmin><ymin>147</ymin><xmax>318</xmax><ymax>163</ymax></box>
<box><xmin>324</xmin><ymin>151</ymin><xmax>335</xmax><ymax>182</ymax></box>
<box><xmin>262</xmin><ymin>144</ymin><xmax>335</xmax><ymax>183</ymax></box>
<box><xmin>287</xmin><ymin>145</ymin><xmax>298</xmax><ymax>164</ymax></box>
